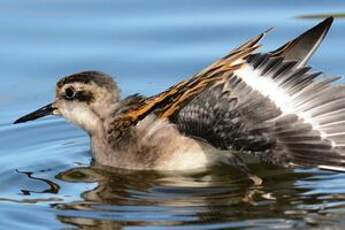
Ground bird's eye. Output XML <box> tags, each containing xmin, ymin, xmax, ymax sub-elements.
<box><xmin>65</xmin><ymin>87</ymin><xmax>76</xmax><ymax>99</ymax></box>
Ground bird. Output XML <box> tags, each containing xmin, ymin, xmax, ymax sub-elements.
<box><xmin>14</xmin><ymin>17</ymin><xmax>345</xmax><ymax>175</ymax></box>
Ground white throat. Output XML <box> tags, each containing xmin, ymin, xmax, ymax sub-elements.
<box><xmin>60</xmin><ymin>103</ymin><xmax>103</xmax><ymax>135</ymax></box>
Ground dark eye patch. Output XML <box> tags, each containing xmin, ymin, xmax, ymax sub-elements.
<box><xmin>63</xmin><ymin>87</ymin><xmax>94</xmax><ymax>103</ymax></box>
<box><xmin>75</xmin><ymin>90</ymin><xmax>95</xmax><ymax>103</ymax></box>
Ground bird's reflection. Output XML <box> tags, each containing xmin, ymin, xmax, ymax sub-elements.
<box><xmin>53</xmin><ymin>161</ymin><xmax>317</xmax><ymax>229</ymax></box>
<box><xmin>56</xmin><ymin>162</ymin><xmax>252</xmax><ymax>205</ymax></box>
<box><xmin>12</xmin><ymin>162</ymin><xmax>345</xmax><ymax>229</ymax></box>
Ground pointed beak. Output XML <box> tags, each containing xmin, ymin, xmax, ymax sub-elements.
<box><xmin>14</xmin><ymin>103</ymin><xmax>56</xmax><ymax>124</ymax></box>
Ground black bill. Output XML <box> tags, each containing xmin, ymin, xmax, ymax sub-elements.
<box><xmin>14</xmin><ymin>103</ymin><xmax>55</xmax><ymax>124</ymax></box>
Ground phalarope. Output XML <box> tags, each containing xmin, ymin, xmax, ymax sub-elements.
<box><xmin>15</xmin><ymin>17</ymin><xmax>345</xmax><ymax>173</ymax></box>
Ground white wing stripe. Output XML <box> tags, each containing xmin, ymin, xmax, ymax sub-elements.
<box><xmin>234</xmin><ymin>54</ymin><xmax>345</xmax><ymax>151</ymax></box>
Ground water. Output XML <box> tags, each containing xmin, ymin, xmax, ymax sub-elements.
<box><xmin>1</xmin><ymin>0</ymin><xmax>345</xmax><ymax>229</ymax></box>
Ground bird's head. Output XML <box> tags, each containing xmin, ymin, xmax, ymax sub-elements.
<box><xmin>14</xmin><ymin>71</ymin><xmax>120</xmax><ymax>134</ymax></box>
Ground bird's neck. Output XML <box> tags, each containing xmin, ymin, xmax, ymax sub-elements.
<box><xmin>89</xmin><ymin>120</ymin><xmax>111</xmax><ymax>164</ymax></box>
<box><xmin>88</xmin><ymin>103</ymin><xmax>133</xmax><ymax>164</ymax></box>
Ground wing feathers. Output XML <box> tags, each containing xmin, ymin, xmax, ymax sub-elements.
<box><xmin>177</xmin><ymin>50</ymin><xmax>345</xmax><ymax>172</ymax></box>
<box><xmin>235</xmin><ymin>53</ymin><xmax>345</xmax><ymax>170</ymax></box>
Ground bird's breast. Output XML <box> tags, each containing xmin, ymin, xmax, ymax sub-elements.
<box><xmin>94</xmin><ymin>115</ymin><xmax>228</xmax><ymax>170</ymax></box>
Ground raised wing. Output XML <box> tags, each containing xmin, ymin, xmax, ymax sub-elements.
<box><xmin>120</xmin><ymin>17</ymin><xmax>333</xmax><ymax>124</ymax></box>
<box><xmin>144</xmin><ymin>17</ymin><xmax>333</xmax><ymax>122</ymax></box>
<box><xmin>175</xmin><ymin>52</ymin><xmax>345</xmax><ymax>171</ymax></box>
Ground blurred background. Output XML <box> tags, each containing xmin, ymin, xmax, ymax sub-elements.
<box><xmin>1</xmin><ymin>1</ymin><xmax>345</xmax><ymax>229</ymax></box>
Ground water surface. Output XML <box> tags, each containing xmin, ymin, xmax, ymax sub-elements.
<box><xmin>1</xmin><ymin>1</ymin><xmax>345</xmax><ymax>229</ymax></box>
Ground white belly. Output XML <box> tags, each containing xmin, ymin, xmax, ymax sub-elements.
<box><xmin>150</xmin><ymin>135</ymin><xmax>232</xmax><ymax>171</ymax></box>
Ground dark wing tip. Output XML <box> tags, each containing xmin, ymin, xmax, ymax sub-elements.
<box><xmin>323</xmin><ymin>16</ymin><xmax>334</xmax><ymax>26</ymax></box>
<box><xmin>312</xmin><ymin>15</ymin><xmax>334</xmax><ymax>37</ymax></box>
<box><xmin>270</xmin><ymin>16</ymin><xmax>334</xmax><ymax>67</ymax></box>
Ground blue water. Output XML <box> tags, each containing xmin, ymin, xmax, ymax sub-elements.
<box><xmin>1</xmin><ymin>1</ymin><xmax>345</xmax><ymax>229</ymax></box>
